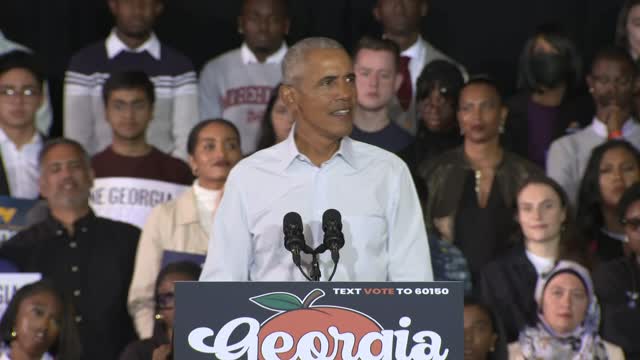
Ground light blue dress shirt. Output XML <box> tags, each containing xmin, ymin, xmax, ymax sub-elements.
<box><xmin>200</xmin><ymin>131</ymin><xmax>433</xmax><ymax>281</ymax></box>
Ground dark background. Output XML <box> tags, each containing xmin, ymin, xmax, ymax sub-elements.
<box><xmin>0</xmin><ymin>0</ymin><xmax>625</xmax><ymax>136</ymax></box>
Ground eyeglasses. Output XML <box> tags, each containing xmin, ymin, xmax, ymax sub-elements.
<box><xmin>0</xmin><ymin>87</ymin><xmax>41</xmax><ymax>99</ymax></box>
<box><xmin>591</xmin><ymin>75</ymin><xmax>633</xmax><ymax>88</ymax></box>
<box><xmin>622</xmin><ymin>217</ymin><xmax>640</xmax><ymax>231</ymax></box>
<box><xmin>156</xmin><ymin>291</ymin><xmax>175</xmax><ymax>310</ymax></box>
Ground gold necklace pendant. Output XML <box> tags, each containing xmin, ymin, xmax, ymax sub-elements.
<box><xmin>474</xmin><ymin>170</ymin><xmax>481</xmax><ymax>195</ymax></box>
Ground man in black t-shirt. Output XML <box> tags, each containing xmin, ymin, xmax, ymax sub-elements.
<box><xmin>351</xmin><ymin>36</ymin><xmax>412</xmax><ymax>154</ymax></box>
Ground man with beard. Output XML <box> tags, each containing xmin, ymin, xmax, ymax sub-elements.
<box><xmin>350</xmin><ymin>36</ymin><xmax>412</xmax><ymax>154</ymax></box>
<box><xmin>199</xmin><ymin>0</ymin><xmax>289</xmax><ymax>155</ymax></box>
<box><xmin>373</xmin><ymin>0</ymin><xmax>466</xmax><ymax>135</ymax></box>
<box><xmin>0</xmin><ymin>139</ymin><xmax>140</xmax><ymax>360</ymax></box>
<box><xmin>548</xmin><ymin>47</ymin><xmax>640</xmax><ymax>205</ymax></box>
<box><xmin>64</xmin><ymin>0</ymin><xmax>198</xmax><ymax>160</ymax></box>
<box><xmin>199</xmin><ymin>37</ymin><xmax>432</xmax><ymax>282</ymax></box>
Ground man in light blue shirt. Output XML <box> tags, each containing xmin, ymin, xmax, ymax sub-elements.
<box><xmin>199</xmin><ymin>37</ymin><xmax>433</xmax><ymax>282</ymax></box>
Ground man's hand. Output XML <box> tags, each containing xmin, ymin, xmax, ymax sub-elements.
<box><xmin>602</xmin><ymin>104</ymin><xmax>626</xmax><ymax>135</ymax></box>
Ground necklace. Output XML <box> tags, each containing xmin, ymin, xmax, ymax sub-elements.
<box><xmin>475</xmin><ymin>170</ymin><xmax>481</xmax><ymax>195</ymax></box>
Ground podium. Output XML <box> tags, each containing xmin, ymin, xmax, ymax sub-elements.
<box><xmin>175</xmin><ymin>281</ymin><xmax>463</xmax><ymax>359</ymax></box>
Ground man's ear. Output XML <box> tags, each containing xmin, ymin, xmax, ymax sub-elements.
<box><xmin>237</xmin><ymin>16</ymin><xmax>244</xmax><ymax>34</ymax></box>
<box><xmin>280</xmin><ymin>84</ymin><xmax>297</xmax><ymax>107</ymax></box>
<box><xmin>500</xmin><ymin>106</ymin><xmax>509</xmax><ymax>123</ymax></box>
<box><xmin>88</xmin><ymin>168</ymin><xmax>95</xmax><ymax>188</ymax></box>
<box><xmin>107</xmin><ymin>0</ymin><xmax>117</xmax><ymax>15</ymax></box>
<box><xmin>586</xmin><ymin>74</ymin><xmax>594</xmax><ymax>92</ymax></box>
<box><xmin>39</xmin><ymin>172</ymin><xmax>48</xmax><ymax>199</ymax></box>
<box><xmin>372</xmin><ymin>4</ymin><xmax>381</xmax><ymax>22</ymax></box>
<box><xmin>283</xmin><ymin>19</ymin><xmax>291</xmax><ymax>36</ymax></box>
<box><xmin>394</xmin><ymin>72</ymin><xmax>404</xmax><ymax>93</ymax></box>
<box><xmin>154</xmin><ymin>1</ymin><xmax>164</xmax><ymax>17</ymax></box>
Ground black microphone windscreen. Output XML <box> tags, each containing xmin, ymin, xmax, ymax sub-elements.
<box><xmin>284</xmin><ymin>212</ymin><xmax>303</xmax><ymax>228</ymax></box>
<box><xmin>322</xmin><ymin>209</ymin><xmax>342</xmax><ymax>230</ymax></box>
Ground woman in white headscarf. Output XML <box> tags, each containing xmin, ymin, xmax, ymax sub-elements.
<box><xmin>508</xmin><ymin>260</ymin><xmax>624</xmax><ymax>359</ymax></box>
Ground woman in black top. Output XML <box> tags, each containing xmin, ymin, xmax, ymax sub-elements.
<box><xmin>423</xmin><ymin>78</ymin><xmax>542</xmax><ymax>284</ymax></box>
<box><xmin>577</xmin><ymin>140</ymin><xmax>640</xmax><ymax>263</ymax></box>
<box><xmin>594</xmin><ymin>182</ymin><xmax>640</xmax><ymax>358</ymax></box>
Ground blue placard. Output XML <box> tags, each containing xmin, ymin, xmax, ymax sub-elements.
<box><xmin>175</xmin><ymin>281</ymin><xmax>463</xmax><ymax>359</ymax></box>
<box><xmin>161</xmin><ymin>250</ymin><xmax>206</xmax><ymax>269</ymax></box>
<box><xmin>0</xmin><ymin>196</ymin><xmax>42</xmax><ymax>243</ymax></box>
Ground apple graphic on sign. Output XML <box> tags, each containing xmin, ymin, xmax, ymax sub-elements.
<box><xmin>251</xmin><ymin>289</ymin><xmax>383</xmax><ymax>359</ymax></box>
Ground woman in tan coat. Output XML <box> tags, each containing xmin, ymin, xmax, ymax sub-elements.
<box><xmin>126</xmin><ymin>119</ymin><xmax>242</xmax><ymax>338</ymax></box>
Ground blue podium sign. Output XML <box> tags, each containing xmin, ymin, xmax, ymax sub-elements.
<box><xmin>175</xmin><ymin>282</ymin><xmax>463</xmax><ymax>360</ymax></box>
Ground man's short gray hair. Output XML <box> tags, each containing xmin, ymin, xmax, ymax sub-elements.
<box><xmin>282</xmin><ymin>37</ymin><xmax>344</xmax><ymax>85</ymax></box>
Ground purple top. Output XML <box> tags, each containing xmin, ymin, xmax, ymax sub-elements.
<box><xmin>527</xmin><ymin>99</ymin><xmax>559</xmax><ymax>168</ymax></box>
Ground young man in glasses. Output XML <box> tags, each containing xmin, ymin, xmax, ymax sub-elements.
<box><xmin>0</xmin><ymin>50</ymin><xmax>45</xmax><ymax>199</ymax></box>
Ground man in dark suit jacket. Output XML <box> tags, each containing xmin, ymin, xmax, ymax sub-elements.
<box><xmin>0</xmin><ymin>138</ymin><xmax>140</xmax><ymax>360</ymax></box>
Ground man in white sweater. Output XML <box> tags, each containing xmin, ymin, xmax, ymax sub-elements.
<box><xmin>199</xmin><ymin>0</ymin><xmax>289</xmax><ymax>155</ymax></box>
<box><xmin>547</xmin><ymin>47</ymin><xmax>640</xmax><ymax>205</ymax></box>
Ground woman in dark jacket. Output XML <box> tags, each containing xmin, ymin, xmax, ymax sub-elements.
<box><xmin>479</xmin><ymin>175</ymin><xmax>587</xmax><ymax>343</ymax></box>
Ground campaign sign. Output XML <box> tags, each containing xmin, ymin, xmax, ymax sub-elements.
<box><xmin>0</xmin><ymin>196</ymin><xmax>41</xmax><ymax>243</ymax></box>
<box><xmin>0</xmin><ymin>273</ymin><xmax>41</xmax><ymax>318</ymax></box>
<box><xmin>89</xmin><ymin>177</ymin><xmax>187</xmax><ymax>229</ymax></box>
<box><xmin>161</xmin><ymin>250</ymin><xmax>206</xmax><ymax>269</ymax></box>
<box><xmin>175</xmin><ymin>282</ymin><xmax>463</xmax><ymax>360</ymax></box>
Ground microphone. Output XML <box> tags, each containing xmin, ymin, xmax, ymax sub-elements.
<box><xmin>283</xmin><ymin>212</ymin><xmax>306</xmax><ymax>266</ymax></box>
<box><xmin>322</xmin><ymin>209</ymin><xmax>345</xmax><ymax>263</ymax></box>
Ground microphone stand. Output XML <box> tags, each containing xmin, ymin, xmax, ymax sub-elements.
<box><xmin>294</xmin><ymin>244</ymin><xmax>340</xmax><ymax>282</ymax></box>
<box><xmin>310</xmin><ymin>252</ymin><xmax>321</xmax><ymax>281</ymax></box>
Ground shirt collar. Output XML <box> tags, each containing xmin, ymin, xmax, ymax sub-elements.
<box><xmin>45</xmin><ymin>209</ymin><xmax>96</xmax><ymax>236</ymax></box>
<box><xmin>106</xmin><ymin>29</ymin><xmax>161</xmax><ymax>60</ymax></box>
<box><xmin>591</xmin><ymin>116</ymin><xmax>637</xmax><ymax>137</ymax></box>
<box><xmin>0</xmin><ymin>128</ymin><xmax>42</xmax><ymax>147</ymax></box>
<box><xmin>399</xmin><ymin>35</ymin><xmax>424</xmax><ymax>60</ymax></box>
<box><xmin>240</xmin><ymin>42</ymin><xmax>287</xmax><ymax>65</ymax></box>
<box><xmin>277</xmin><ymin>125</ymin><xmax>357</xmax><ymax>172</ymax></box>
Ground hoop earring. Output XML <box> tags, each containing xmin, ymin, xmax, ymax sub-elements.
<box><xmin>10</xmin><ymin>330</ymin><xmax>16</xmax><ymax>338</ymax></box>
<box><xmin>155</xmin><ymin>313</ymin><xmax>164</xmax><ymax>320</ymax></box>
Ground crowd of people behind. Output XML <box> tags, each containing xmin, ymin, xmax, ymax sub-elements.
<box><xmin>2</xmin><ymin>0</ymin><xmax>640</xmax><ymax>358</ymax></box>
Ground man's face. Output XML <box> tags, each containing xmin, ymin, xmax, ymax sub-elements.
<box><xmin>105</xmin><ymin>88</ymin><xmax>153</xmax><ymax>142</ymax></box>
<box><xmin>39</xmin><ymin>144</ymin><xmax>94</xmax><ymax>210</ymax></box>
<box><xmin>109</xmin><ymin>0</ymin><xmax>163</xmax><ymax>39</ymax></box>
<box><xmin>354</xmin><ymin>49</ymin><xmax>402</xmax><ymax>112</ymax></box>
<box><xmin>0</xmin><ymin>68</ymin><xmax>42</xmax><ymax>130</ymax></box>
<box><xmin>373</xmin><ymin>0</ymin><xmax>427</xmax><ymax>37</ymax></box>
<box><xmin>239</xmin><ymin>0</ymin><xmax>289</xmax><ymax>58</ymax></box>
<box><xmin>283</xmin><ymin>48</ymin><xmax>356</xmax><ymax>142</ymax></box>
<box><xmin>587</xmin><ymin>58</ymin><xmax>635</xmax><ymax>111</ymax></box>
<box><xmin>457</xmin><ymin>83</ymin><xmax>507</xmax><ymax>144</ymax></box>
